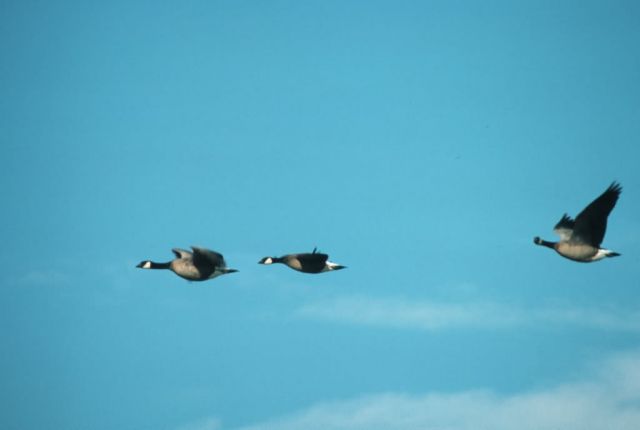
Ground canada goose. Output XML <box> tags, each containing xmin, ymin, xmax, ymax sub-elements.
<box><xmin>136</xmin><ymin>246</ymin><xmax>238</xmax><ymax>281</ymax></box>
<box><xmin>534</xmin><ymin>182</ymin><xmax>622</xmax><ymax>262</ymax></box>
<box><xmin>258</xmin><ymin>247</ymin><xmax>346</xmax><ymax>273</ymax></box>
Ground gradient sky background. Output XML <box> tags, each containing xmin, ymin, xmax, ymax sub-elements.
<box><xmin>2</xmin><ymin>1</ymin><xmax>640</xmax><ymax>429</ymax></box>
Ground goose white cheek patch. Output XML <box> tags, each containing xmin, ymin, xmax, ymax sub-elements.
<box><xmin>142</xmin><ymin>261</ymin><xmax>152</xmax><ymax>269</ymax></box>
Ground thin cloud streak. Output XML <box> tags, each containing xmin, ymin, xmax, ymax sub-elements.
<box><xmin>11</xmin><ymin>269</ymin><xmax>72</xmax><ymax>287</ymax></box>
<box><xmin>226</xmin><ymin>351</ymin><xmax>640</xmax><ymax>430</ymax></box>
<box><xmin>295</xmin><ymin>296</ymin><xmax>640</xmax><ymax>332</ymax></box>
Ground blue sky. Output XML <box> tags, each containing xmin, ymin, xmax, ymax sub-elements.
<box><xmin>2</xmin><ymin>1</ymin><xmax>640</xmax><ymax>429</ymax></box>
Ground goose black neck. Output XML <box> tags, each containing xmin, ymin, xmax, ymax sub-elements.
<box><xmin>142</xmin><ymin>261</ymin><xmax>171</xmax><ymax>269</ymax></box>
<box><xmin>534</xmin><ymin>237</ymin><xmax>556</xmax><ymax>249</ymax></box>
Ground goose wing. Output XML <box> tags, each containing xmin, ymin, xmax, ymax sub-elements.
<box><xmin>295</xmin><ymin>252</ymin><xmax>329</xmax><ymax>272</ymax></box>
<box><xmin>572</xmin><ymin>182</ymin><xmax>622</xmax><ymax>247</ymax></box>
<box><xmin>172</xmin><ymin>248</ymin><xmax>193</xmax><ymax>259</ymax></box>
<box><xmin>191</xmin><ymin>246</ymin><xmax>227</xmax><ymax>268</ymax></box>
<box><xmin>553</xmin><ymin>214</ymin><xmax>575</xmax><ymax>241</ymax></box>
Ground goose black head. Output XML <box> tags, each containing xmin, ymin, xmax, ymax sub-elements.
<box><xmin>258</xmin><ymin>257</ymin><xmax>274</xmax><ymax>265</ymax></box>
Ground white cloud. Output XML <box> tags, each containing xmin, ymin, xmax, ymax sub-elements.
<box><xmin>295</xmin><ymin>295</ymin><xmax>640</xmax><ymax>332</ymax></box>
<box><xmin>13</xmin><ymin>269</ymin><xmax>72</xmax><ymax>286</ymax></box>
<box><xmin>227</xmin><ymin>351</ymin><xmax>640</xmax><ymax>430</ymax></box>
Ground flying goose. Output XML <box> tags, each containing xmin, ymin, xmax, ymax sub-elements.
<box><xmin>258</xmin><ymin>247</ymin><xmax>346</xmax><ymax>273</ymax></box>
<box><xmin>534</xmin><ymin>182</ymin><xmax>622</xmax><ymax>262</ymax></box>
<box><xmin>136</xmin><ymin>246</ymin><xmax>238</xmax><ymax>281</ymax></box>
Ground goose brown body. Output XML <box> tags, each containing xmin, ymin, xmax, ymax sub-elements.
<box><xmin>258</xmin><ymin>248</ymin><xmax>346</xmax><ymax>274</ymax></box>
<box><xmin>533</xmin><ymin>182</ymin><xmax>622</xmax><ymax>262</ymax></box>
<box><xmin>137</xmin><ymin>247</ymin><xmax>238</xmax><ymax>281</ymax></box>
